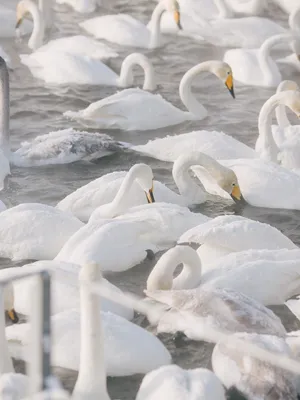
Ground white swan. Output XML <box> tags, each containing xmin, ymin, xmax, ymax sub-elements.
<box><xmin>179</xmin><ymin>214</ymin><xmax>297</xmax><ymax>266</ymax></box>
<box><xmin>0</xmin><ymin>4</ymin><xmax>32</xmax><ymax>37</ymax></box>
<box><xmin>64</xmin><ymin>60</ymin><xmax>235</xmax><ymax>129</ymax></box>
<box><xmin>136</xmin><ymin>365</ymin><xmax>226</xmax><ymax>400</ymax></box>
<box><xmin>55</xmin><ymin>203</ymin><xmax>210</xmax><ymax>272</ymax></box>
<box><xmin>0</xmin><ymin>261</ymin><xmax>133</xmax><ymax>320</ymax></box>
<box><xmin>223</xmin><ymin>33</ymin><xmax>296</xmax><ymax>87</ymax></box>
<box><xmin>0</xmin><ymin>57</ymin><xmax>126</xmax><ymax>177</ymax></box>
<box><xmin>212</xmin><ymin>333</ymin><xmax>298</xmax><ymax>399</ymax></box>
<box><xmin>145</xmin><ymin>245</ymin><xmax>300</xmax><ymax>306</ymax></box>
<box><xmin>6</xmin><ymin>263</ymin><xmax>172</xmax><ymax>376</ymax></box>
<box><xmin>56</xmin><ymin>155</ymin><xmax>242</xmax><ymax>222</ymax></box>
<box><xmin>0</xmin><ymin>203</ymin><xmax>83</xmax><ymax>261</ymax></box>
<box><xmin>80</xmin><ymin>0</ymin><xmax>182</xmax><ymax>48</ymax></box>
<box><xmin>56</xmin><ymin>0</ymin><xmax>97</xmax><ymax>13</ymax></box>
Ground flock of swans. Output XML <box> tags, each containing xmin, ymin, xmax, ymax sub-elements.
<box><xmin>2</xmin><ymin>0</ymin><xmax>300</xmax><ymax>398</ymax></box>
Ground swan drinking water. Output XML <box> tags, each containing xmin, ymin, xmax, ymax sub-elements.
<box><xmin>64</xmin><ymin>60</ymin><xmax>235</xmax><ymax>130</ymax></box>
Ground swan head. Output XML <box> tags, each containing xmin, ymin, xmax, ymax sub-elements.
<box><xmin>281</xmin><ymin>91</ymin><xmax>300</xmax><ymax>118</ymax></box>
<box><xmin>276</xmin><ymin>80</ymin><xmax>299</xmax><ymax>93</ymax></box>
<box><xmin>4</xmin><ymin>284</ymin><xmax>19</xmax><ymax>324</ymax></box>
<box><xmin>164</xmin><ymin>0</ymin><xmax>182</xmax><ymax>30</ymax></box>
<box><xmin>217</xmin><ymin>171</ymin><xmax>243</xmax><ymax>202</ymax></box>
<box><xmin>16</xmin><ymin>0</ymin><xmax>31</xmax><ymax>29</ymax></box>
<box><xmin>211</xmin><ymin>62</ymin><xmax>235</xmax><ymax>99</ymax></box>
<box><xmin>132</xmin><ymin>164</ymin><xmax>155</xmax><ymax>204</ymax></box>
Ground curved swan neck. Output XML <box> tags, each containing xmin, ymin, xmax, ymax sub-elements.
<box><xmin>256</xmin><ymin>93</ymin><xmax>284</xmax><ymax>161</ymax></box>
<box><xmin>26</xmin><ymin>1</ymin><xmax>44</xmax><ymax>50</ymax></box>
<box><xmin>118</xmin><ymin>53</ymin><xmax>156</xmax><ymax>91</ymax></box>
<box><xmin>147</xmin><ymin>246</ymin><xmax>202</xmax><ymax>291</ymax></box>
<box><xmin>0</xmin><ymin>289</ymin><xmax>14</xmax><ymax>374</ymax></box>
<box><xmin>213</xmin><ymin>0</ymin><xmax>234</xmax><ymax>18</ymax></box>
<box><xmin>73</xmin><ymin>264</ymin><xmax>110</xmax><ymax>400</ymax></box>
<box><xmin>258</xmin><ymin>34</ymin><xmax>293</xmax><ymax>85</ymax></box>
<box><xmin>179</xmin><ymin>61</ymin><xmax>221</xmax><ymax>117</ymax></box>
<box><xmin>275</xmin><ymin>81</ymin><xmax>298</xmax><ymax>128</ymax></box>
<box><xmin>289</xmin><ymin>6</ymin><xmax>300</xmax><ymax>32</ymax></box>
<box><xmin>38</xmin><ymin>0</ymin><xmax>53</xmax><ymax>29</ymax></box>
<box><xmin>0</xmin><ymin>59</ymin><xmax>10</xmax><ymax>158</ymax></box>
<box><xmin>148</xmin><ymin>1</ymin><xmax>166</xmax><ymax>49</ymax></box>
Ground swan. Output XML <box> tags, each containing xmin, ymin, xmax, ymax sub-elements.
<box><xmin>0</xmin><ymin>203</ymin><xmax>83</xmax><ymax>261</ymax></box>
<box><xmin>136</xmin><ymin>365</ymin><xmax>226</xmax><ymax>400</ymax></box>
<box><xmin>223</xmin><ymin>33</ymin><xmax>296</xmax><ymax>87</ymax></box>
<box><xmin>64</xmin><ymin>60</ymin><xmax>235</xmax><ymax>130</ymax></box>
<box><xmin>145</xmin><ymin>245</ymin><xmax>300</xmax><ymax>306</ymax></box>
<box><xmin>79</xmin><ymin>0</ymin><xmax>182</xmax><ymax>48</ymax></box>
<box><xmin>55</xmin><ymin>203</ymin><xmax>210</xmax><ymax>272</ymax></box>
<box><xmin>56</xmin><ymin>154</ymin><xmax>242</xmax><ymax>222</ymax></box>
<box><xmin>145</xmin><ymin>285</ymin><xmax>287</xmax><ymax>339</ymax></box>
<box><xmin>212</xmin><ymin>333</ymin><xmax>299</xmax><ymax>399</ymax></box>
<box><xmin>56</xmin><ymin>0</ymin><xmax>97</xmax><ymax>13</ymax></box>
<box><xmin>0</xmin><ymin>57</ymin><xmax>126</xmax><ymax>178</ymax></box>
<box><xmin>6</xmin><ymin>263</ymin><xmax>172</xmax><ymax>376</ymax></box>
<box><xmin>179</xmin><ymin>214</ymin><xmax>297</xmax><ymax>266</ymax></box>
<box><xmin>0</xmin><ymin>4</ymin><xmax>32</xmax><ymax>37</ymax></box>
<box><xmin>0</xmin><ymin>261</ymin><xmax>133</xmax><ymax>320</ymax></box>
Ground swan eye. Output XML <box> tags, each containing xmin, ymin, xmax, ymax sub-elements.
<box><xmin>232</xmin><ymin>183</ymin><xmax>236</xmax><ymax>187</ymax></box>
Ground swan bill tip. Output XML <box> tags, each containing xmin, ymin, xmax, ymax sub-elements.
<box><xmin>145</xmin><ymin>188</ymin><xmax>155</xmax><ymax>204</ymax></box>
<box><xmin>230</xmin><ymin>185</ymin><xmax>244</xmax><ymax>202</ymax></box>
<box><xmin>225</xmin><ymin>74</ymin><xmax>235</xmax><ymax>98</ymax></box>
<box><xmin>173</xmin><ymin>11</ymin><xmax>182</xmax><ymax>30</ymax></box>
<box><xmin>7</xmin><ymin>308</ymin><xmax>19</xmax><ymax>324</ymax></box>
<box><xmin>15</xmin><ymin>18</ymin><xmax>23</xmax><ymax>29</ymax></box>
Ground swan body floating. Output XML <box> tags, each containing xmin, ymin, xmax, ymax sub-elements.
<box><xmin>64</xmin><ymin>60</ymin><xmax>235</xmax><ymax>130</ymax></box>
<box><xmin>57</xmin><ymin>155</ymin><xmax>242</xmax><ymax>222</ymax></box>
<box><xmin>80</xmin><ymin>0</ymin><xmax>182</xmax><ymax>48</ymax></box>
<box><xmin>56</xmin><ymin>203</ymin><xmax>210</xmax><ymax>272</ymax></box>
<box><xmin>146</xmin><ymin>245</ymin><xmax>300</xmax><ymax>306</ymax></box>
<box><xmin>223</xmin><ymin>33</ymin><xmax>296</xmax><ymax>87</ymax></box>
<box><xmin>212</xmin><ymin>333</ymin><xmax>298</xmax><ymax>399</ymax></box>
<box><xmin>6</xmin><ymin>264</ymin><xmax>172</xmax><ymax>377</ymax></box>
<box><xmin>0</xmin><ymin>58</ymin><xmax>126</xmax><ymax>174</ymax></box>
<box><xmin>56</xmin><ymin>0</ymin><xmax>97</xmax><ymax>13</ymax></box>
<box><xmin>0</xmin><ymin>203</ymin><xmax>83</xmax><ymax>261</ymax></box>
<box><xmin>145</xmin><ymin>285</ymin><xmax>287</xmax><ymax>339</ymax></box>
<box><xmin>136</xmin><ymin>365</ymin><xmax>226</xmax><ymax>400</ymax></box>
<box><xmin>179</xmin><ymin>214</ymin><xmax>297</xmax><ymax>266</ymax></box>
<box><xmin>0</xmin><ymin>261</ymin><xmax>133</xmax><ymax>320</ymax></box>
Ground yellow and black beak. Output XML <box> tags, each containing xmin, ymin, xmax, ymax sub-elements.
<box><xmin>225</xmin><ymin>74</ymin><xmax>235</xmax><ymax>99</ymax></box>
<box><xmin>173</xmin><ymin>10</ymin><xmax>182</xmax><ymax>30</ymax></box>
<box><xmin>145</xmin><ymin>187</ymin><xmax>155</xmax><ymax>204</ymax></box>
<box><xmin>16</xmin><ymin>18</ymin><xmax>23</xmax><ymax>29</ymax></box>
<box><xmin>7</xmin><ymin>308</ymin><xmax>19</xmax><ymax>324</ymax></box>
<box><xmin>230</xmin><ymin>185</ymin><xmax>245</xmax><ymax>203</ymax></box>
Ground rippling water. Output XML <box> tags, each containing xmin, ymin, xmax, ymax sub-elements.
<box><xmin>2</xmin><ymin>0</ymin><xmax>300</xmax><ymax>397</ymax></box>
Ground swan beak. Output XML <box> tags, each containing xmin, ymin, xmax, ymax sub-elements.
<box><xmin>16</xmin><ymin>18</ymin><xmax>23</xmax><ymax>29</ymax></box>
<box><xmin>145</xmin><ymin>186</ymin><xmax>155</xmax><ymax>203</ymax></box>
<box><xmin>174</xmin><ymin>11</ymin><xmax>182</xmax><ymax>30</ymax></box>
<box><xmin>225</xmin><ymin>74</ymin><xmax>235</xmax><ymax>99</ymax></box>
<box><xmin>7</xmin><ymin>308</ymin><xmax>19</xmax><ymax>324</ymax></box>
<box><xmin>231</xmin><ymin>185</ymin><xmax>243</xmax><ymax>201</ymax></box>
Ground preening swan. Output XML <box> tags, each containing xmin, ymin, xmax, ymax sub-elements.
<box><xmin>64</xmin><ymin>60</ymin><xmax>235</xmax><ymax>130</ymax></box>
<box><xmin>212</xmin><ymin>333</ymin><xmax>298</xmax><ymax>399</ymax></box>
<box><xmin>146</xmin><ymin>245</ymin><xmax>300</xmax><ymax>306</ymax></box>
<box><xmin>80</xmin><ymin>0</ymin><xmax>182</xmax><ymax>48</ymax></box>
<box><xmin>223</xmin><ymin>33</ymin><xmax>296</xmax><ymax>87</ymax></box>
<box><xmin>0</xmin><ymin>57</ymin><xmax>126</xmax><ymax>176</ymax></box>
<box><xmin>56</xmin><ymin>154</ymin><xmax>242</xmax><ymax>222</ymax></box>
<box><xmin>0</xmin><ymin>204</ymin><xmax>83</xmax><ymax>261</ymax></box>
<box><xmin>6</xmin><ymin>264</ymin><xmax>172</xmax><ymax>376</ymax></box>
<box><xmin>179</xmin><ymin>215</ymin><xmax>297</xmax><ymax>266</ymax></box>
<box><xmin>136</xmin><ymin>365</ymin><xmax>226</xmax><ymax>400</ymax></box>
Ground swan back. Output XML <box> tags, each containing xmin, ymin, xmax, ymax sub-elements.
<box><xmin>147</xmin><ymin>245</ymin><xmax>202</xmax><ymax>291</ymax></box>
<box><xmin>118</xmin><ymin>53</ymin><xmax>156</xmax><ymax>91</ymax></box>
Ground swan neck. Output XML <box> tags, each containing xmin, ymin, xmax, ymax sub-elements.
<box><xmin>27</xmin><ymin>2</ymin><xmax>45</xmax><ymax>50</ymax></box>
<box><xmin>258</xmin><ymin>34</ymin><xmax>292</xmax><ymax>85</ymax></box>
<box><xmin>0</xmin><ymin>61</ymin><xmax>10</xmax><ymax>157</ymax></box>
<box><xmin>73</xmin><ymin>265</ymin><xmax>110</xmax><ymax>400</ymax></box>
<box><xmin>275</xmin><ymin>104</ymin><xmax>290</xmax><ymax>129</ymax></box>
<box><xmin>179</xmin><ymin>62</ymin><xmax>210</xmax><ymax>117</ymax></box>
<box><xmin>256</xmin><ymin>94</ymin><xmax>281</xmax><ymax>161</ymax></box>
<box><xmin>148</xmin><ymin>1</ymin><xmax>165</xmax><ymax>48</ymax></box>
<box><xmin>107</xmin><ymin>168</ymin><xmax>137</xmax><ymax>217</ymax></box>
<box><xmin>118</xmin><ymin>54</ymin><xmax>156</xmax><ymax>91</ymax></box>
<box><xmin>0</xmin><ymin>289</ymin><xmax>14</xmax><ymax>374</ymax></box>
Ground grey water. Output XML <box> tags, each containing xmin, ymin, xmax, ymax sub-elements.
<box><xmin>1</xmin><ymin>0</ymin><xmax>300</xmax><ymax>398</ymax></box>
